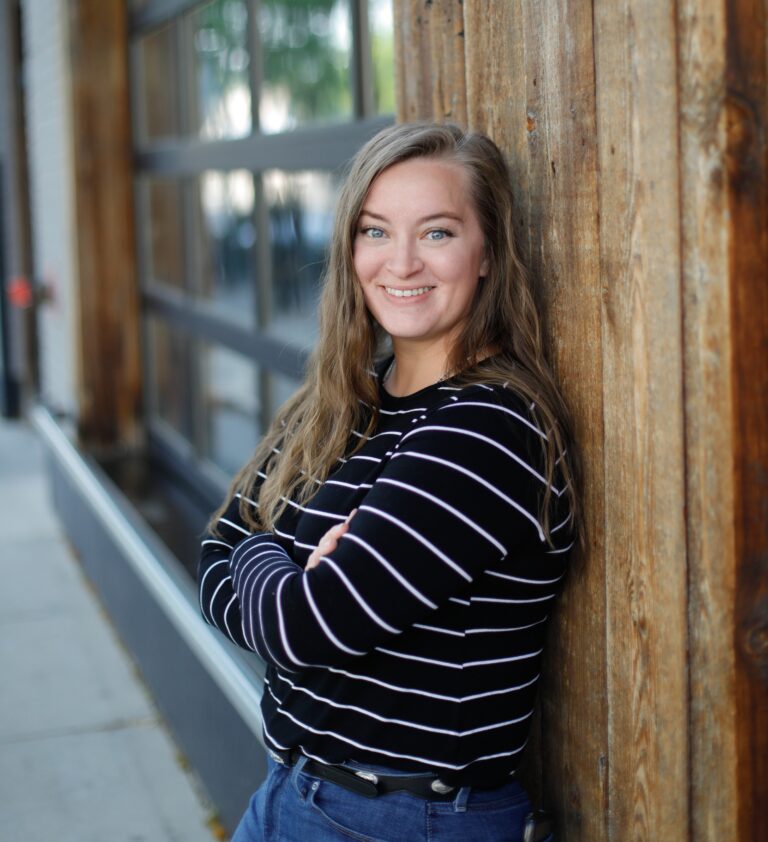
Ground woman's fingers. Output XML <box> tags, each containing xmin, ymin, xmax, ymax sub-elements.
<box><xmin>305</xmin><ymin>511</ymin><xmax>357</xmax><ymax>570</ymax></box>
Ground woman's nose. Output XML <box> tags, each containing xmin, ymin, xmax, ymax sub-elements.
<box><xmin>386</xmin><ymin>239</ymin><xmax>424</xmax><ymax>278</ymax></box>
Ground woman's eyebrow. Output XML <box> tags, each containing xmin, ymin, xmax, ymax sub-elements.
<box><xmin>359</xmin><ymin>210</ymin><xmax>464</xmax><ymax>223</ymax></box>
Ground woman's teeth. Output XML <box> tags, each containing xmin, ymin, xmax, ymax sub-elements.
<box><xmin>385</xmin><ymin>286</ymin><xmax>434</xmax><ymax>298</ymax></box>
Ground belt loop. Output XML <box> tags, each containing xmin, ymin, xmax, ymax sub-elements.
<box><xmin>452</xmin><ymin>786</ymin><xmax>471</xmax><ymax>813</ymax></box>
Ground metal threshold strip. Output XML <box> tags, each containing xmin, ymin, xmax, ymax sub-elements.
<box><xmin>30</xmin><ymin>404</ymin><xmax>266</xmax><ymax>742</ymax></box>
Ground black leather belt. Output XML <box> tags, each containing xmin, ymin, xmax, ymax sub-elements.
<box><xmin>269</xmin><ymin>748</ymin><xmax>555</xmax><ymax>839</ymax></box>
<box><xmin>270</xmin><ymin>747</ymin><xmax>479</xmax><ymax>801</ymax></box>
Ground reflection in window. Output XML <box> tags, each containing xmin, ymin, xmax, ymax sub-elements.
<box><xmin>191</xmin><ymin>0</ymin><xmax>252</xmax><ymax>140</ymax></box>
<box><xmin>259</xmin><ymin>0</ymin><xmax>352</xmax><ymax>133</ymax></box>
<box><xmin>148</xmin><ymin>318</ymin><xmax>188</xmax><ymax>437</ymax></box>
<box><xmin>200</xmin><ymin>344</ymin><xmax>260</xmax><ymax>474</ymax></box>
<box><xmin>196</xmin><ymin>170</ymin><xmax>257</xmax><ymax>324</ymax></box>
<box><xmin>137</xmin><ymin>23</ymin><xmax>180</xmax><ymax>141</ymax></box>
<box><xmin>369</xmin><ymin>0</ymin><xmax>395</xmax><ymax>114</ymax></box>
<box><xmin>263</xmin><ymin>169</ymin><xmax>340</xmax><ymax>346</ymax></box>
<box><xmin>145</xmin><ymin>179</ymin><xmax>185</xmax><ymax>289</ymax></box>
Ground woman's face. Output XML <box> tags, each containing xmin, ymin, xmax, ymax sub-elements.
<box><xmin>353</xmin><ymin>157</ymin><xmax>489</xmax><ymax>355</ymax></box>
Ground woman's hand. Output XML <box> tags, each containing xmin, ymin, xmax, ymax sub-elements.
<box><xmin>305</xmin><ymin>509</ymin><xmax>357</xmax><ymax>570</ymax></box>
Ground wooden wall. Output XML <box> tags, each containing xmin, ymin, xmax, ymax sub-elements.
<box><xmin>69</xmin><ymin>0</ymin><xmax>141</xmax><ymax>446</ymax></box>
<box><xmin>392</xmin><ymin>1</ymin><xmax>768</xmax><ymax>839</ymax></box>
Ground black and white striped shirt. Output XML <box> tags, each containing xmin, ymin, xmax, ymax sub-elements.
<box><xmin>198</xmin><ymin>368</ymin><xmax>574</xmax><ymax>787</ymax></box>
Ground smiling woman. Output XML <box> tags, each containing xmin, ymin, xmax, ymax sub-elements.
<box><xmin>198</xmin><ymin>122</ymin><xmax>579</xmax><ymax>842</ymax></box>
<box><xmin>354</xmin><ymin>158</ymin><xmax>490</xmax><ymax>393</ymax></box>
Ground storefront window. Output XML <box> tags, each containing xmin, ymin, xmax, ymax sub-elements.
<box><xmin>195</xmin><ymin>169</ymin><xmax>257</xmax><ymax>324</ymax></box>
<box><xmin>190</xmin><ymin>0</ymin><xmax>253</xmax><ymax>139</ymax></box>
<box><xmin>259</xmin><ymin>0</ymin><xmax>353</xmax><ymax>133</ymax></box>
<box><xmin>263</xmin><ymin>168</ymin><xmax>340</xmax><ymax>345</ymax></box>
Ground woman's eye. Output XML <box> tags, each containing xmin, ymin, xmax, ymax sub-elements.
<box><xmin>361</xmin><ymin>226</ymin><xmax>385</xmax><ymax>239</ymax></box>
<box><xmin>426</xmin><ymin>229</ymin><xmax>452</xmax><ymax>241</ymax></box>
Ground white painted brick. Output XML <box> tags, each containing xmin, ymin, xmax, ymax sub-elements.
<box><xmin>22</xmin><ymin>0</ymin><xmax>80</xmax><ymax>419</ymax></box>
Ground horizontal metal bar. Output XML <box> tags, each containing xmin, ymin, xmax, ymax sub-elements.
<box><xmin>129</xmin><ymin>0</ymin><xmax>204</xmax><ymax>35</ymax></box>
<box><xmin>30</xmin><ymin>404</ymin><xmax>267</xmax><ymax>742</ymax></box>
<box><xmin>143</xmin><ymin>285</ymin><xmax>309</xmax><ymax>379</ymax></box>
<box><xmin>134</xmin><ymin>116</ymin><xmax>392</xmax><ymax>175</ymax></box>
<box><xmin>147</xmin><ymin>421</ymin><xmax>229</xmax><ymax>511</ymax></box>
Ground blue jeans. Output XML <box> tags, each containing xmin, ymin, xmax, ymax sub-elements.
<box><xmin>231</xmin><ymin>755</ymin><xmax>554</xmax><ymax>841</ymax></box>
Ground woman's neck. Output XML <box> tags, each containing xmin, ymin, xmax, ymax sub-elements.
<box><xmin>383</xmin><ymin>340</ymin><xmax>449</xmax><ymax>397</ymax></box>
<box><xmin>384</xmin><ymin>340</ymin><xmax>499</xmax><ymax>398</ymax></box>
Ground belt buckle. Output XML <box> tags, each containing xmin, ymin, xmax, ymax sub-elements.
<box><xmin>353</xmin><ymin>770</ymin><xmax>379</xmax><ymax>785</ymax></box>
<box><xmin>430</xmin><ymin>779</ymin><xmax>455</xmax><ymax>795</ymax></box>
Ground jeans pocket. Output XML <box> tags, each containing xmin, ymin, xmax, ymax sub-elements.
<box><xmin>303</xmin><ymin>777</ymin><xmax>393</xmax><ymax>842</ymax></box>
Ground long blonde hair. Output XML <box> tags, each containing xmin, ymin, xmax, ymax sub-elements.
<box><xmin>209</xmin><ymin>122</ymin><xmax>580</xmax><ymax>543</ymax></box>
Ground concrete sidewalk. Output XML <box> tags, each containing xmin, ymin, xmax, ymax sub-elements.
<box><xmin>0</xmin><ymin>416</ymin><xmax>219</xmax><ymax>841</ymax></box>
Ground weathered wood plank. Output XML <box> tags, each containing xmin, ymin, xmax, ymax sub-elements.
<box><xmin>427</xmin><ymin>0</ymin><xmax>466</xmax><ymax>124</ymax></box>
<box><xmin>393</xmin><ymin>0</ymin><xmax>433</xmax><ymax>122</ymax></box>
<box><xmin>464</xmin><ymin>3</ymin><xmax>607</xmax><ymax>839</ymax></box>
<box><xmin>724</xmin><ymin>1</ymin><xmax>768</xmax><ymax>837</ymax></box>
<box><xmin>68</xmin><ymin>0</ymin><xmax>141</xmax><ymax>446</ymax></box>
<box><xmin>677</xmin><ymin>3</ymin><xmax>739</xmax><ymax>839</ymax></box>
<box><xmin>593</xmin><ymin>1</ymin><xmax>689</xmax><ymax>837</ymax></box>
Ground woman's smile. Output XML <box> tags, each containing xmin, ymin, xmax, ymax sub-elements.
<box><xmin>382</xmin><ymin>284</ymin><xmax>436</xmax><ymax>299</ymax></box>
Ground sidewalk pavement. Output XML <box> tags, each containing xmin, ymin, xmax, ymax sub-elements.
<box><xmin>0</xmin><ymin>416</ymin><xmax>220</xmax><ymax>842</ymax></box>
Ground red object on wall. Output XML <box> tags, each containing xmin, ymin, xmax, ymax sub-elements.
<box><xmin>6</xmin><ymin>276</ymin><xmax>34</xmax><ymax>309</ymax></box>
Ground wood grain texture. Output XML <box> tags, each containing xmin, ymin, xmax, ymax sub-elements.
<box><xmin>69</xmin><ymin>0</ymin><xmax>141</xmax><ymax>446</ymax></box>
<box><xmin>724</xmin><ymin>0</ymin><xmax>768</xmax><ymax>837</ymax></box>
<box><xmin>593</xmin><ymin>1</ymin><xmax>689</xmax><ymax>837</ymax></box>
<box><xmin>677</xmin><ymin>3</ymin><xmax>739</xmax><ymax>839</ymax></box>
<box><xmin>427</xmin><ymin>0</ymin><xmax>466</xmax><ymax>124</ymax></box>
<box><xmin>393</xmin><ymin>0</ymin><xmax>433</xmax><ymax>122</ymax></box>
<box><xmin>464</xmin><ymin>3</ymin><xmax>607</xmax><ymax>838</ymax></box>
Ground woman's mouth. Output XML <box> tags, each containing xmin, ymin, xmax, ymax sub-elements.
<box><xmin>384</xmin><ymin>285</ymin><xmax>435</xmax><ymax>299</ymax></box>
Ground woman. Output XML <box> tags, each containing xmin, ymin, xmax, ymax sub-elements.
<box><xmin>198</xmin><ymin>122</ymin><xmax>578</xmax><ymax>842</ymax></box>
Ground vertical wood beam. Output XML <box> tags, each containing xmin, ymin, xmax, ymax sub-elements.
<box><xmin>393</xmin><ymin>0</ymin><xmax>432</xmax><ymax>121</ymax></box>
<box><xmin>393</xmin><ymin>0</ymin><xmax>466</xmax><ymax>124</ymax></box>
<box><xmin>463</xmin><ymin>3</ymin><xmax>607</xmax><ymax>838</ymax></box>
<box><xmin>593</xmin><ymin>1</ymin><xmax>689</xmax><ymax>837</ymax></box>
<box><xmin>68</xmin><ymin>0</ymin><xmax>141</xmax><ymax>446</ymax></box>
<box><xmin>724</xmin><ymin>0</ymin><xmax>768</xmax><ymax>837</ymax></box>
<box><xmin>677</xmin><ymin>2</ymin><xmax>739</xmax><ymax>839</ymax></box>
<box><xmin>427</xmin><ymin>0</ymin><xmax>466</xmax><ymax>124</ymax></box>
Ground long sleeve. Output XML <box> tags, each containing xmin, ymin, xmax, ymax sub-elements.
<box><xmin>198</xmin><ymin>492</ymin><xmax>272</xmax><ymax>651</ymax></box>
<box><xmin>218</xmin><ymin>392</ymin><xmax>570</xmax><ymax>671</ymax></box>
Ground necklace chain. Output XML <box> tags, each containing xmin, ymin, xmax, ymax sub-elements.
<box><xmin>382</xmin><ymin>358</ymin><xmax>451</xmax><ymax>386</ymax></box>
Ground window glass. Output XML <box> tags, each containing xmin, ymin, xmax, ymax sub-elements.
<box><xmin>147</xmin><ymin>318</ymin><xmax>189</xmax><ymax>437</ymax></box>
<box><xmin>190</xmin><ymin>0</ymin><xmax>253</xmax><ymax>140</ymax></box>
<box><xmin>195</xmin><ymin>170</ymin><xmax>257</xmax><ymax>324</ymax></box>
<box><xmin>368</xmin><ymin>0</ymin><xmax>395</xmax><ymax>115</ymax></box>
<box><xmin>144</xmin><ymin>178</ymin><xmax>186</xmax><ymax>289</ymax></box>
<box><xmin>137</xmin><ymin>23</ymin><xmax>180</xmax><ymax>141</ymax></box>
<box><xmin>199</xmin><ymin>343</ymin><xmax>260</xmax><ymax>474</ymax></box>
<box><xmin>259</xmin><ymin>0</ymin><xmax>352</xmax><ymax>133</ymax></box>
<box><xmin>263</xmin><ymin>168</ymin><xmax>340</xmax><ymax>346</ymax></box>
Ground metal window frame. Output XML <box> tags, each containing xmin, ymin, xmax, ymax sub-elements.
<box><xmin>130</xmin><ymin>0</ymin><xmax>393</xmax><ymax>487</ymax></box>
